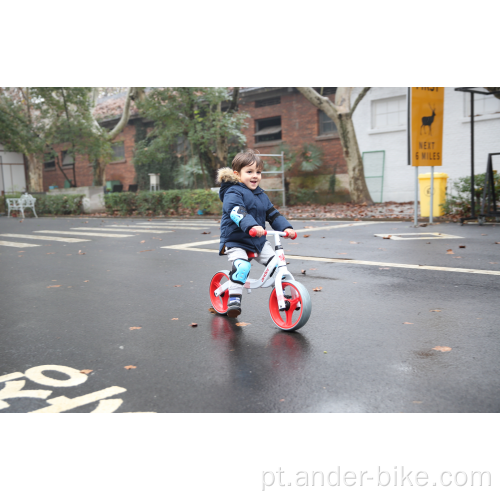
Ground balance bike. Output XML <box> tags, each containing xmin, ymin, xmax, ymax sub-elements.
<box><xmin>209</xmin><ymin>229</ymin><xmax>312</xmax><ymax>331</ymax></box>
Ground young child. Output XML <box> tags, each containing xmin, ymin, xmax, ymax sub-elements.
<box><xmin>217</xmin><ymin>149</ymin><xmax>296</xmax><ymax>318</ymax></box>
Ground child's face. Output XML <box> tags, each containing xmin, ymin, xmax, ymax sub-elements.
<box><xmin>234</xmin><ymin>162</ymin><xmax>262</xmax><ymax>190</ymax></box>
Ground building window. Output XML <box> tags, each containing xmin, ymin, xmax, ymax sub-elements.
<box><xmin>61</xmin><ymin>151</ymin><xmax>74</xmax><ymax>169</ymax></box>
<box><xmin>44</xmin><ymin>154</ymin><xmax>56</xmax><ymax>170</ymax></box>
<box><xmin>371</xmin><ymin>95</ymin><xmax>406</xmax><ymax>130</ymax></box>
<box><xmin>464</xmin><ymin>93</ymin><xmax>500</xmax><ymax>117</ymax></box>
<box><xmin>318</xmin><ymin>110</ymin><xmax>337</xmax><ymax>136</ymax></box>
<box><xmin>322</xmin><ymin>88</ymin><xmax>336</xmax><ymax>96</ymax></box>
<box><xmin>254</xmin><ymin>117</ymin><xmax>282</xmax><ymax>143</ymax></box>
<box><xmin>255</xmin><ymin>97</ymin><xmax>281</xmax><ymax>108</ymax></box>
<box><xmin>111</xmin><ymin>141</ymin><xmax>125</xmax><ymax>161</ymax></box>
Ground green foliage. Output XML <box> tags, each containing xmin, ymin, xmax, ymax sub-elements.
<box><xmin>288</xmin><ymin>188</ymin><xmax>318</xmax><ymax>205</ymax></box>
<box><xmin>34</xmin><ymin>194</ymin><xmax>85</xmax><ymax>215</ymax></box>
<box><xmin>104</xmin><ymin>190</ymin><xmax>221</xmax><ymax>216</ymax></box>
<box><xmin>133</xmin><ymin>120</ymin><xmax>179</xmax><ymax>190</ymax></box>
<box><xmin>2</xmin><ymin>193</ymin><xmax>83</xmax><ymax>215</ymax></box>
<box><xmin>135</xmin><ymin>87</ymin><xmax>248</xmax><ymax>186</ymax></box>
<box><xmin>270</xmin><ymin>142</ymin><xmax>324</xmax><ymax>172</ymax></box>
<box><xmin>441</xmin><ymin>172</ymin><xmax>500</xmax><ymax>216</ymax></box>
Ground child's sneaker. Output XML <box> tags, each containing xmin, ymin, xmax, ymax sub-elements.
<box><xmin>227</xmin><ymin>294</ymin><xmax>242</xmax><ymax>318</ymax></box>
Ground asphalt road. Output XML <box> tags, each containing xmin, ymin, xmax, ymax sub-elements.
<box><xmin>1</xmin><ymin>215</ymin><xmax>499</xmax><ymax>413</ymax></box>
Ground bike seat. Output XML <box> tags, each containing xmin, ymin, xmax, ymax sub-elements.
<box><xmin>246</xmin><ymin>251</ymin><xmax>258</xmax><ymax>259</ymax></box>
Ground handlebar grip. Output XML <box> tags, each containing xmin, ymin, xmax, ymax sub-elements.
<box><xmin>249</xmin><ymin>228</ymin><xmax>267</xmax><ymax>237</ymax></box>
<box><xmin>285</xmin><ymin>230</ymin><xmax>297</xmax><ymax>240</ymax></box>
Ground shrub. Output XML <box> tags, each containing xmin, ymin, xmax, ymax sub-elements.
<box><xmin>104</xmin><ymin>189</ymin><xmax>222</xmax><ymax>216</ymax></box>
<box><xmin>441</xmin><ymin>172</ymin><xmax>500</xmax><ymax>217</ymax></box>
<box><xmin>288</xmin><ymin>188</ymin><xmax>318</xmax><ymax>205</ymax></box>
<box><xmin>34</xmin><ymin>194</ymin><xmax>85</xmax><ymax>215</ymax></box>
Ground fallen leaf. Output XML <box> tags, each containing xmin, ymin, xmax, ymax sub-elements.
<box><xmin>84</xmin><ymin>280</ymin><xmax>89</xmax><ymax>282</ymax></box>
<box><xmin>148</xmin><ymin>219</ymin><xmax>152</xmax><ymax>222</ymax></box>
<box><xmin>383</xmin><ymin>235</ymin><xmax>392</xmax><ymax>239</ymax></box>
<box><xmin>495</xmin><ymin>242</ymin><xmax>500</xmax><ymax>245</ymax></box>
<box><xmin>171</xmin><ymin>318</ymin><xmax>179</xmax><ymax>320</ymax></box>
<box><xmin>52</xmin><ymin>280</ymin><xmax>57</xmax><ymax>281</ymax></box>
<box><xmin>208</xmin><ymin>307</ymin><xmax>216</xmax><ymax>314</ymax></box>
<box><xmin>403</xmin><ymin>322</ymin><xmax>413</xmax><ymax>325</ymax></box>
<box><xmin>430</xmin><ymin>309</ymin><xmax>441</xmax><ymax>312</ymax></box>
<box><xmin>313</xmin><ymin>287</ymin><xmax>322</xmax><ymax>292</ymax></box>
<box><xmin>190</xmin><ymin>323</ymin><xmax>198</xmax><ymax>327</ymax></box>
<box><xmin>124</xmin><ymin>365</ymin><xmax>137</xmax><ymax>370</ymax></box>
<box><xmin>84</xmin><ymin>221</ymin><xmax>88</xmax><ymax>224</ymax></box>
<box><xmin>459</xmin><ymin>245</ymin><xmax>466</xmax><ymax>249</ymax></box>
<box><xmin>78</xmin><ymin>250</ymin><xmax>86</xmax><ymax>255</ymax></box>
<box><xmin>349</xmin><ymin>241</ymin><xmax>360</xmax><ymax>244</ymax></box>
<box><xmin>174</xmin><ymin>285</ymin><xmax>182</xmax><ymax>287</ymax></box>
<box><xmin>47</xmin><ymin>285</ymin><xmax>61</xmax><ymax>288</ymax></box>
<box><xmin>446</xmin><ymin>249</ymin><xmax>454</xmax><ymax>254</ymax></box>
<box><xmin>301</xmin><ymin>270</ymin><xmax>306</xmax><ymax>274</ymax></box>
<box><xmin>309</xmin><ymin>268</ymin><xmax>317</xmax><ymax>270</ymax></box>
<box><xmin>129</xmin><ymin>327</ymin><xmax>142</xmax><ymax>330</ymax></box>
<box><xmin>139</xmin><ymin>249</ymin><xmax>154</xmax><ymax>253</ymax></box>
<box><xmin>201</xmin><ymin>231</ymin><xmax>211</xmax><ymax>234</ymax></box>
<box><xmin>323</xmin><ymin>351</ymin><xmax>327</xmax><ymax>354</ymax></box>
<box><xmin>337</xmin><ymin>253</ymin><xmax>347</xmax><ymax>255</ymax></box>
<box><xmin>236</xmin><ymin>322</ymin><xmax>251</xmax><ymax>326</ymax></box>
<box><xmin>18</xmin><ymin>251</ymin><xmax>25</xmax><ymax>253</ymax></box>
<box><xmin>304</xmin><ymin>226</ymin><xmax>314</xmax><ymax>228</ymax></box>
<box><xmin>66</xmin><ymin>254</ymin><xmax>72</xmax><ymax>256</ymax></box>
<box><xmin>481</xmin><ymin>234</ymin><xmax>487</xmax><ymax>236</ymax></box>
<box><xmin>46</xmin><ymin>252</ymin><xmax>55</xmax><ymax>254</ymax></box>
<box><xmin>303</xmin><ymin>235</ymin><xmax>310</xmax><ymax>238</ymax></box>
<box><xmin>490</xmin><ymin>262</ymin><xmax>498</xmax><ymax>264</ymax></box>
<box><xmin>140</xmin><ymin>240</ymin><xmax>145</xmax><ymax>244</ymax></box>
<box><xmin>432</xmin><ymin>346</ymin><xmax>452</xmax><ymax>352</ymax></box>
<box><xmin>379</xmin><ymin>267</ymin><xmax>390</xmax><ymax>270</ymax></box>
<box><xmin>452</xmin><ymin>256</ymin><xmax>462</xmax><ymax>259</ymax></box>
<box><xmin>413</xmin><ymin>401</ymin><xmax>423</xmax><ymax>404</ymax></box>
<box><xmin>280</xmin><ymin>399</ymin><xmax>285</xmax><ymax>402</ymax></box>
<box><xmin>80</xmin><ymin>369</ymin><xmax>93</xmax><ymax>374</ymax></box>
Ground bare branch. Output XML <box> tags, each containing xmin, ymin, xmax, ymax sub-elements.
<box><xmin>351</xmin><ymin>87</ymin><xmax>371</xmax><ymax>115</ymax></box>
<box><xmin>297</xmin><ymin>87</ymin><xmax>339</xmax><ymax>117</ymax></box>
<box><xmin>485</xmin><ymin>87</ymin><xmax>500</xmax><ymax>101</ymax></box>
<box><xmin>107</xmin><ymin>87</ymin><xmax>133</xmax><ymax>141</ymax></box>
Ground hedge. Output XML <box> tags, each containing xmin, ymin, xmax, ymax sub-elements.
<box><xmin>1</xmin><ymin>194</ymin><xmax>84</xmax><ymax>216</ymax></box>
<box><xmin>104</xmin><ymin>189</ymin><xmax>222</xmax><ymax>216</ymax></box>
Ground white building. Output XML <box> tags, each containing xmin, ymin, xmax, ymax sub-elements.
<box><xmin>0</xmin><ymin>144</ymin><xmax>27</xmax><ymax>193</ymax></box>
<box><xmin>351</xmin><ymin>87</ymin><xmax>500</xmax><ymax>203</ymax></box>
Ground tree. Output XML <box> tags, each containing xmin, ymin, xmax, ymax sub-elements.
<box><xmin>134</xmin><ymin>87</ymin><xmax>247</xmax><ymax>188</ymax></box>
<box><xmin>0</xmin><ymin>87</ymin><xmax>106</xmax><ymax>192</ymax></box>
<box><xmin>297</xmin><ymin>87</ymin><xmax>372</xmax><ymax>204</ymax></box>
<box><xmin>89</xmin><ymin>87</ymin><xmax>145</xmax><ymax>186</ymax></box>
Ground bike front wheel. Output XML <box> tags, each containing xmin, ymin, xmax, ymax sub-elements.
<box><xmin>209</xmin><ymin>270</ymin><xmax>230</xmax><ymax>315</ymax></box>
<box><xmin>269</xmin><ymin>281</ymin><xmax>312</xmax><ymax>331</ymax></box>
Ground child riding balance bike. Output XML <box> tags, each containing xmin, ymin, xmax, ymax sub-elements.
<box><xmin>209</xmin><ymin>150</ymin><xmax>312</xmax><ymax>332</ymax></box>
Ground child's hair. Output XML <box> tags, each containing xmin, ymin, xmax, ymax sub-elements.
<box><xmin>232</xmin><ymin>149</ymin><xmax>263</xmax><ymax>173</ymax></box>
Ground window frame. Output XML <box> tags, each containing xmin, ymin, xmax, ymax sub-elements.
<box><xmin>318</xmin><ymin>110</ymin><xmax>338</xmax><ymax>137</ymax></box>
<box><xmin>371</xmin><ymin>95</ymin><xmax>407</xmax><ymax>132</ymax></box>
<box><xmin>111</xmin><ymin>141</ymin><xmax>126</xmax><ymax>162</ymax></box>
<box><xmin>254</xmin><ymin>116</ymin><xmax>282</xmax><ymax>144</ymax></box>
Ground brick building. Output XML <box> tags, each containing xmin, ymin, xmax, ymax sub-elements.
<box><xmin>42</xmin><ymin>88</ymin><xmax>349</xmax><ymax>200</ymax></box>
<box><xmin>239</xmin><ymin>87</ymin><xmax>349</xmax><ymax>201</ymax></box>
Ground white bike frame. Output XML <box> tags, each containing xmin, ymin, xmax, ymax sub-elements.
<box><xmin>213</xmin><ymin>231</ymin><xmax>296</xmax><ymax>311</ymax></box>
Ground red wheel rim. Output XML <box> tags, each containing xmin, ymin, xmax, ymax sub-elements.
<box><xmin>269</xmin><ymin>282</ymin><xmax>303</xmax><ymax>330</ymax></box>
<box><xmin>210</xmin><ymin>272</ymin><xmax>229</xmax><ymax>314</ymax></box>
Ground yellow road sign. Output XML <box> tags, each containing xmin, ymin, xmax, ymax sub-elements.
<box><xmin>408</xmin><ymin>87</ymin><xmax>445</xmax><ymax>166</ymax></box>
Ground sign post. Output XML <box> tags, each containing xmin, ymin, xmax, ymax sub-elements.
<box><xmin>408</xmin><ymin>87</ymin><xmax>445</xmax><ymax>225</ymax></box>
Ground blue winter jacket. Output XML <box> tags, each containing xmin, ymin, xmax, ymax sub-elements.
<box><xmin>217</xmin><ymin>167</ymin><xmax>293</xmax><ymax>255</ymax></box>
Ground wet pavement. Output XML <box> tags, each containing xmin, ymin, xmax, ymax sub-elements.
<box><xmin>1</xmin><ymin>216</ymin><xmax>499</xmax><ymax>412</ymax></box>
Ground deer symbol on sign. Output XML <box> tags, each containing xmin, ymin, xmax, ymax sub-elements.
<box><xmin>420</xmin><ymin>104</ymin><xmax>436</xmax><ymax>136</ymax></box>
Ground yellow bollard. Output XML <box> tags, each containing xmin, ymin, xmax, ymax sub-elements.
<box><xmin>418</xmin><ymin>172</ymin><xmax>449</xmax><ymax>217</ymax></box>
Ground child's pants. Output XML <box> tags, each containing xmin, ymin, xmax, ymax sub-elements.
<box><xmin>226</xmin><ymin>241</ymin><xmax>275</xmax><ymax>295</ymax></box>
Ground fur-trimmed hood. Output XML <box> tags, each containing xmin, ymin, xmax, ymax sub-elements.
<box><xmin>216</xmin><ymin>167</ymin><xmax>239</xmax><ymax>185</ymax></box>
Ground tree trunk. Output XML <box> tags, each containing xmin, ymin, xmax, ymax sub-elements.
<box><xmin>26</xmin><ymin>153</ymin><xmax>43</xmax><ymax>192</ymax></box>
<box><xmin>93</xmin><ymin>160</ymin><xmax>106</xmax><ymax>187</ymax></box>
<box><xmin>337</xmin><ymin>112</ymin><xmax>373</xmax><ymax>204</ymax></box>
<box><xmin>297</xmin><ymin>86</ymin><xmax>373</xmax><ymax>205</ymax></box>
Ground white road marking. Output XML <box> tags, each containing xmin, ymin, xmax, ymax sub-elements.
<box><xmin>0</xmin><ymin>240</ymin><xmax>40</xmax><ymax>248</ymax></box>
<box><xmin>137</xmin><ymin>221</ymin><xmax>218</xmax><ymax>226</ymax></box>
<box><xmin>374</xmin><ymin>232</ymin><xmax>464</xmax><ymax>240</ymax></box>
<box><xmin>0</xmin><ymin>372</ymin><xmax>24</xmax><ymax>384</ymax></box>
<box><xmin>91</xmin><ymin>398</ymin><xmax>123</xmax><ymax>413</ymax></box>
<box><xmin>35</xmin><ymin>230</ymin><xmax>133</xmax><ymax>238</ymax></box>
<box><xmin>25</xmin><ymin>365</ymin><xmax>88</xmax><ymax>387</ymax></box>
<box><xmin>295</xmin><ymin>221</ymin><xmax>394</xmax><ymax>233</ymax></box>
<box><xmin>0</xmin><ymin>233</ymin><xmax>91</xmax><ymax>243</ymax></box>
<box><xmin>111</xmin><ymin>224</ymin><xmax>207</xmax><ymax>230</ymax></box>
<box><xmin>71</xmin><ymin>227</ymin><xmax>172</xmax><ymax>234</ymax></box>
<box><xmin>0</xmin><ymin>380</ymin><xmax>52</xmax><ymax>410</ymax></box>
<box><xmin>31</xmin><ymin>386</ymin><xmax>127</xmax><ymax>413</ymax></box>
<box><xmin>162</xmin><ymin>239</ymin><xmax>500</xmax><ymax>276</ymax></box>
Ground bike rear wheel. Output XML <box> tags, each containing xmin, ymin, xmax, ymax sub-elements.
<box><xmin>209</xmin><ymin>271</ymin><xmax>230</xmax><ymax>315</ymax></box>
<box><xmin>269</xmin><ymin>281</ymin><xmax>312</xmax><ymax>331</ymax></box>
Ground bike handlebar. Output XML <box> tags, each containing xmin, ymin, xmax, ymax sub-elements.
<box><xmin>249</xmin><ymin>228</ymin><xmax>297</xmax><ymax>240</ymax></box>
